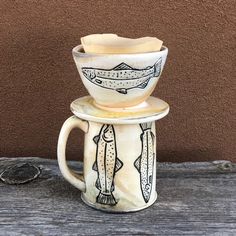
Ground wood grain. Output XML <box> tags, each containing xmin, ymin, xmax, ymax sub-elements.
<box><xmin>0</xmin><ymin>157</ymin><xmax>236</xmax><ymax>235</ymax></box>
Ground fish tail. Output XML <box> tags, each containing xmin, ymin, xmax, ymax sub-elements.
<box><xmin>154</xmin><ymin>58</ymin><xmax>162</xmax><ymax>77</ymax></box>
<box><xmin>96</xmin><ymin>192</ymin><xmax>117</xmax><ymax>205</ymax></box>
<box><xmin>140</xmin><ymin>122</ymin><xmax>152</xmax><ymax>131</ymax></box>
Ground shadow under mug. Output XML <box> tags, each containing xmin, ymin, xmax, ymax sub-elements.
<box><xmin>57</xmin><ymin>116</ymin><xmax>157</xmax><ymax>212</ymax></box>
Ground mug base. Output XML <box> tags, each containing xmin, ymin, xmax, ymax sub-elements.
<box><xmin>81</xmin><ymin>192</ymin><xmax>157</xmax><ymax>213</ymax></box>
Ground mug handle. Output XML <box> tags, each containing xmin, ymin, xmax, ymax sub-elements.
<box><xmin>57</xmin><ymin>115</ymin><xmax>89</xmax><ymax>192</ymax></box>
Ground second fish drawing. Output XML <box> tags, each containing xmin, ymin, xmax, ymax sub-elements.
<box><xmin>134</xmin><ymin>123</ymin><xmax>155</xmax><ymax>203</ymax></box>
<box><xmin>92</xmin><ymin>124</ymin><xmax>123</xmax><ymax>206</ymax></box>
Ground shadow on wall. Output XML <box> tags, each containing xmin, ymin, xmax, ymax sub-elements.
<box><xmin>157</xmin><ymin>149</ymin><xmax>223</xmax><ymax>162</ymax></box>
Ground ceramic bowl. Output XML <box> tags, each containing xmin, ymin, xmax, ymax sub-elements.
<box><xmin>72</xmin><ymin>45</ymin><xmax>168</xmax><ymax>108</ymax></box>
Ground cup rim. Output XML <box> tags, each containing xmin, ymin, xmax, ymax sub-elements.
<box><xmin>72</xmin><ymin>44</ymin><xmax>168</xmax><ymax>57</ymax></box>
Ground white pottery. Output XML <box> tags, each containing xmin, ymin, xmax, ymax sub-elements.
<box><xmin>57</xmin><ymin>96</ymin><xmax>169</xmax><ymax>212</ymax></box>
<box><xmin>72</xmin><ymin>45</ymin><xmax>168</xmax><ymax>108</ymax></box>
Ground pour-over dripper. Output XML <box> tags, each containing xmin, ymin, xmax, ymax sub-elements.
<box><xmin>72</xmin><ymin>45</ymin><xmax>168</xmax><ymax>109</ymax></box>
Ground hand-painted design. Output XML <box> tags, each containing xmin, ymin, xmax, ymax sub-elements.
<box><xmin>92</xmin><ymin>124</ymin><xmax>123</xmax><ymax>205</ymax></box>
<box><xmin>134</xmin><ymin>123</ymin><xmax>155</xmax><ymax>203</ymax></box>
<box><xmin>82</xmin><ymin>58</ymin><xmax>162</xmax><ymax>94</ymax></box>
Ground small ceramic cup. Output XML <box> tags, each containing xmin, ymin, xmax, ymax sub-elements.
<box><xmin>57</xmin><ymin>116</ymin><xmax>157</xmax><ymax>212</ymax></box>
<box><xmin>72</xmin><ymin>45</ymin><xmax>168</xmax><ymax>108</ymax></box>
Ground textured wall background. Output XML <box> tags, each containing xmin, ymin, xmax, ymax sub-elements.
<box><xmin>0</xmin><ymin>0</ymin><xmax>235</xmax><ymax>162</ymax></box>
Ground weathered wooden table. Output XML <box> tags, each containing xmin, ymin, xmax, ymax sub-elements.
<box><xmin>0</xmin><ymin>157</ymin><xmax>235</xmax><ymax>236</ymax></box>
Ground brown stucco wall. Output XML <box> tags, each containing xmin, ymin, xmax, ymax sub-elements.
<box><xmin>0</xmin><ymin>1</ymin><xmax>235</xmax><ymax>162</ymax></box>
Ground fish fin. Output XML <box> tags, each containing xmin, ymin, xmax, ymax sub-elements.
<box><xmin>154</xmin><ymin>58</ymin><xmax>162</xmax><ymax>77</ymax></box>
<box><xmin>92</xmin><ymin>162</ymin><xmax>98</xmax><ymax>171</ymax></box>
<box><xmin>111</xmin><ymin>181</ymin><xmax>114</xmax><ymax>192</ymax></box>
<box><xmin>93</xmin><ymin>135</ymin><xmax>100</xmax><ymax>144</ymax></box>
<box><xmin>113</xmin><ymin>62</ymin><xmax>132</xmax><ymax>70</ymax></box>
<box><xmin>95</xmin><ymin>79</ymin><xmax>102</xmax><ymax>84</ymax></box>
<box><xmin>140</xmin><ymin>132</ymin><xmax>143</xmax><ymax>141</ymax></box>
<box><xmin>116</xmin><ymin>88</ymin><xmax>127</xmax><ymax>94</ymax></box>
<box><xmin>134</xmin><ymin>156</ymin><xmax>141</xmax><ymax>172</ymax></box>
<box><xmin>149</xmin><ymin>175</ymin><xmax>153</xmax><ymax>184</ymax></box>
<box><xmin>140</xmin><ymin>122</ymin><xmax>152</xmax><ymax>131</ymax></box>
<box><xmin>151</xmin><ymin>131</ymin><xmax>155</xmax><ymax>142</ymax></box>
<box><xmin>96</xmin><ymin>192</ymin><xmax>117</xmax><ymax>205</ymax></box>
<box><xmin>95</xmin><ymin>178</ymin><xmax>101</xmax><ymax>189</ymax></box>
<box><xmin>115</xmin><ymin>158</ymin><xmax>123</xmax><ymax>172</ymax></box>
<box><xmin>137</xmin><ymin>80</ymin><xmax>149</xmax><ymax>89</ymax></box>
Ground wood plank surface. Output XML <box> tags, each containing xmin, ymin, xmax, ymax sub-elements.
<box><xmin>0</xmin><ymin>157</ymin><xmax>235</xmax><ymax>236</ymax></box>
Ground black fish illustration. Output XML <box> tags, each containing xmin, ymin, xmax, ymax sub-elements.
<box><xmin>92</xmin><ymin>124</ymin><xmax>123</xmax><ymax>205</ymax></box>
<box><xmin>134</xmin><ymin>123</ymin><xmax>155</xmax><ymax>203</ymax></box>
<box><xmin>82</xmin><ymin>58</ymin><xmax>162</xmax><ymax>94</ymax></box>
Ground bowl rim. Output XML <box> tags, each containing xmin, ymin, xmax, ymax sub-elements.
<box><xmin>72</xmin><ymin>44</ymin><xmax>168</xmax><ymax>57</ymax></box>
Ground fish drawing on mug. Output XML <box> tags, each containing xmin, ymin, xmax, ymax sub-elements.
<box><xmin>134</xmin><ymin>123</ymin><xmax>155</xmax><ymax>203</ymax></box>
<box><xmin>82</xmin><ymin>58</ymin><xmax>162</xmax><ymax>94</ymax></box>
<box><xmin>92</xmin><ymin>124</ymin><xmax>123</xmax><ymax>206</ymax></box>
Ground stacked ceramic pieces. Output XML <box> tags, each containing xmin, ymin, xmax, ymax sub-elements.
<box><xmin>57</xmin><ymin>38</ymin><xmax>169</xmax><ymax>212</ymax></box>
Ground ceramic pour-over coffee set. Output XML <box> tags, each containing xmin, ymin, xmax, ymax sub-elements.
<box><xmin>57</xmin><ymin>42</ymin><xmax>169</xmax><ymax>212</ymax></box>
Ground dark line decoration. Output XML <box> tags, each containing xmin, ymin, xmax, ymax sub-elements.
<box><xmin>134</xmin><ymin>122</ymin><xmax>155</xmax><ymax>203</ymax></box>
<box><xmin>92</xmin><ymin>124</ymin><xmax>123</xmax><ymax>205</ymax></box>
<box><xmin>82</xmin><ymin>58</ymin><xmax>162</xmax><ymax>94</ymax></box>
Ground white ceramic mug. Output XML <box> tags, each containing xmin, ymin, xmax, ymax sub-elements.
<box><xmin>57</xmin><ymin>115</ymin><xmax>157</xmax><ymax>212</ymax></box>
